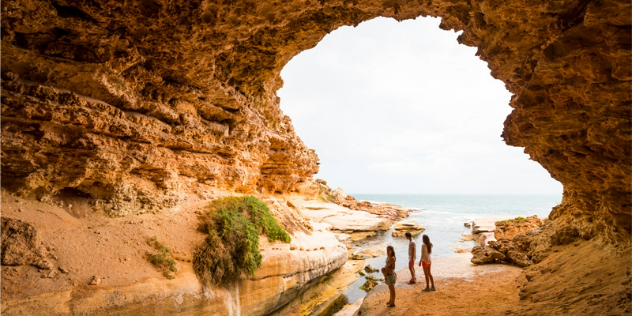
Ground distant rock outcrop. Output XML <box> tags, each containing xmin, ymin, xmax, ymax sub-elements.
<box><xmin>392</xmin><ymin>221</ymin><xmax>425</xmax><ymax>237</ymax></box>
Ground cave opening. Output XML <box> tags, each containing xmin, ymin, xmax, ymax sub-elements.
<box><xmin>279</xmin><ymin>17</ymin><xmax>562</xmax><ymax>199</ymax></box>
<box><xmin>277</xmin><ymin>16</ymin><xmax>569</xmax><ymax>307</ymax></box>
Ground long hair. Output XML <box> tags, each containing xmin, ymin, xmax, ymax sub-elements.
<box><xmin>422</xmin><ymin>234</ymin><xmax>433</xmax><ymax>255</ymax></box>
<box><xmin>387</xmin><ymin>245</ymin><xmax>396</xmax><ymax>259</ymax></box>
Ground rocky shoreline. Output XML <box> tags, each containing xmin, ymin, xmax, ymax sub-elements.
<box><xmin>0</xmin><ymin>184</ymin><xmax>418</xmax><ymax>316</ymax></box>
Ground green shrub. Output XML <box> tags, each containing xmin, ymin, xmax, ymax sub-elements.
<box><xmin>147</xmin><ymin>236</ymin><xmax>177</xmax><ymax>279</ymax></box>
<box><xmin>516</xmin><ymin>216</ymin><xmax>526</xmax><ymax>221</ymax></box>
<box><xmin>508</xmin><ymin>219</ymin><xmax>515</xmax><ymax>223</ymax></box>
<box><xmin>193</xmin><ymin>196</ymin><xmax>291</xmax><ymax>286</ymax></box>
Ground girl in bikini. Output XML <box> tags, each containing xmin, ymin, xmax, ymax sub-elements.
<box><xmin>418</xmin><ymin>234</ymin><xmax>436</xmax><ymax>291</ymax></box>
<box><xmin>382</xmin><ymin>245</ymin><xmax>397</xmax><ymax>307</ymax></box>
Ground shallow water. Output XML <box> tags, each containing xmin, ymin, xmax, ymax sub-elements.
<box><xmin>341</xmin><ymin>194</ymin><xmax>561</xmax><ymax>303</ymax></box>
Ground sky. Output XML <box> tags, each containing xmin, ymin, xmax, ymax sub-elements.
<box><xmin>278</xmin><ymin>17</ymin><xmax>563</xmax><ymax>195</ymax></box>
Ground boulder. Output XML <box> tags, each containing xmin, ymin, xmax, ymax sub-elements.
<box><xmin>512</xmin><ymin>234</ymin><xmax>532</xmax><ymax>252</ymax></box>
<box><xmin>488</xmin><ymin>239</ymin><xmax>516</xmax><ymax>255</ymax></box>
<box><xmin>507</xmin><ymin>250</ymin><xmax>532</xmax><ymax>267</ymax></box>
<box><xmin>1</xmin><ymin>217</ymin><xmax>52</xmax><ymax>270</ymax></box>
<box><xmin>352</xmin><ymin>243</ymin><xmax>387</xmax><ymax>260</ymax></box>
<box><xmin>364</xmin><ymin>265</ymin><xmax>379</xmax><ymax>273</ymax></box>
<box><xmin>470</xmin><ymin>246</ymin><xmax>506</xmax><ymax>265</ymax></box>
<box><xmin>391</xmin><ymin>221</ymin><xmax>425</xmax><ymax>237</ymax></box>
<box><xmin>494</xmin><ymin>216</ymin><xmax>543</xmax><ymax>240</ymax></box>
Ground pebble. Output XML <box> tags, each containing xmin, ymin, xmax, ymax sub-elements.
<box><xmin>89</xmin><ymin>276</ymin><xmax>101</xmax><ymax>286</ymax></box>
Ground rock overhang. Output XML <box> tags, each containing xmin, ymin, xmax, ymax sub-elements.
<box><xmin>1</xmin><ymin>0</ymin><xmax>630</xmax><ymax>236</ymax></box>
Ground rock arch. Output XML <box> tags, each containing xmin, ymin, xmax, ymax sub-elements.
<box><xmin>1</xmin><ymin>0</ymin><xmax>630</xmax><ymax>237</ymax></box>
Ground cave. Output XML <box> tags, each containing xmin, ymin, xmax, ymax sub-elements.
<box><xmin>1</xmin><ymin>0</ymin><xmax>630</xmax><ymax>314</ymax></box>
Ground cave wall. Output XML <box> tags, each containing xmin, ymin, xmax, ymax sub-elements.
<box><xmin>1</xmin><ymin>0</ymin><xmax>630</xmax><ymax>232</ymax></box>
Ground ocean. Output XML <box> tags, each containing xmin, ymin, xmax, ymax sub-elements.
<box><xmin>340</xmin><ymin>194</ymin><xmax>562</xmax><ymax>302</ymax></box>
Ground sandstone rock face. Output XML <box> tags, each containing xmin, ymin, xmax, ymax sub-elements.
<box><xmin>391</xmin><ymin>221</ymin><xmax>425</xmax><ymax>237</ymax></box>
<box><xmin>316</xmin><ymin>181</ymin><xmax>412</xmax><ymax>220</ymax></box>
<box><xmin>2</xmin><ymin>0</ymin><xmax>629</xmax><ymax>238</ymax></box>
<box><xmin>0</xmin><ymin>193</ymin><xmax>348</xmax><ymax>316</ymax></box>
<box><xmin>296</xmin><ymin>200</ymin><xmax>393</xmax><ymax>232</ymax></box>
<box><xmin>351</xmin><ymin>243</ymin><xmax>387</xmax><ymax>260</ymax></box>
<box><xmin>470</xmin><ymin>245</ymin><xmax>506</xmax><ymax>265</ymax></box>
<box><xmin>471</xmin><ymin>233</ymin><xmax>538</xmax><ymax>267</ymax></box>
<box><xmin>1</xmin><ymin>217</ymin><xmax>52</xmax><ymax>269</ymax></box>
<box><xmin>494</xmin><ymin>216</ymin><xmax>543</xmax><ymax>240</ymax></box>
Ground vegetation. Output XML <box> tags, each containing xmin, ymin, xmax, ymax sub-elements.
<box><xmin>360</xmin><ymin>276</ymin><xmax>384</xmax><ymax>292</ymax></box>
<box><xmin>317</xmin><ymin>183</ymin><xmax>336</xmax><ymax>202</ymax></box>
<box><xmin>147</xmin><ymin>236</ymin><xmax>177</xmax><ymax>279</ymax></box>
<box><xmin>516</xmin><ymin>216</ymin><xmax>527</xmax><ymax>221</ymax></box>
<box><xmin>193</xmin><ymin>196</ymin><xmax>291</xmax><ymax>286</ymax></box>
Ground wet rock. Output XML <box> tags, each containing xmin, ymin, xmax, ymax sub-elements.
<box><xmin>352</xmin><ymin>244</ymin><xmax>387</xmax><ymax>260</ymax></box>
<box><xmin>364</xmin><ymin>265</ymin><xmax>379</xmax><ymax>273</ymax></box>
<box><xmin>360</xmin><ymin>276</ymin><xmax>383</xmax><ymax>292</ymax></box>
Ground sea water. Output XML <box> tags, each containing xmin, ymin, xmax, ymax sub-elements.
<box><xmin>341</xmin><ymin>194</ymin><xmax>562</xmax><ymax>303</ymax></box>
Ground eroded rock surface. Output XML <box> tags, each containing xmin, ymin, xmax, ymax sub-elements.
<box><xmin>1</xmin><ymin>0</ymin><xmax>631</xmax><ymax>314</ymax></box>
<box><xmin>391</xmin><ymin>221</ymin><xmax>425</xmax><ymax>237</ymax></box>
<box><xmin>1</xmin><ymin>217</ymin><xmax>52</xmax><ymax>269</ymax></box>
<box><xmin>494</xmin><ymin>216</ymin><xmax>543</xmax><ymax>240</ymax></box>
<box><xmin>1</xmin><ymin>0</ymin><xmax>630</xmax><ymax>236</ymax></box>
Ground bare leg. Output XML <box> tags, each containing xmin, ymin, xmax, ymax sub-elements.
<box><xmin>388</xmin><ymin>284</ymin><xmax>396</xmax><ymax>306</ymax></box>
<box><xmin>428</xmin><ymin>266</ymin><xmax>435</xmax><ymax>289</ymax></box>
<box><xmin>409</xmin><ymin>263</ymin><xmax>416</xmax><ymax>282</ymax></box>
<box><xmin>423</xmin><ymin>266</ymin><xmax>430</xmax><ymax>289</ymax></box>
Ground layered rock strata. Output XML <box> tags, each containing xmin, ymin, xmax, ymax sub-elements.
<box><xmin>317</xmin><ymin>180</ymin><xmax>413</xmax><ymax>219</ymax></box>
<box><xmin>391</xmin><ymin>221</ymin><xmax>425</xmax><ymax>237</ymax></box>
<box><xmin>1</xmin><ymin>0</ymin><xmax>631</xmax><ymax>314</ymax></box>
<box><xmin>0</xmin><ymin>192</ymin><xmax>348</xmax><ymax>316</ymax></box>
<box><xmin>2</xmin><ymin>0</ymin><xmax>628</xmax><ymax>234</ymax></box>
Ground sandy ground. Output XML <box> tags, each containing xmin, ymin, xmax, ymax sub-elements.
<box><xmin>337</xmin><ymin>254</ymin><xmax>524</xmax><ymax>316</ymax></box>
<box><xmin>3</xmin><ymin>189</ymin><xmax>630</xmax><ymax>316</ymax></box>
<box><xmin>345</xmin><ymin>240</ymin><xmax>631</xmax><ymax>316</ymax></box>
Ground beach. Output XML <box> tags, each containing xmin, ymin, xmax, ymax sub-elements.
<box><xmin>346</xmin><ymin>255</ymin><xmax>524</xmax><ymax>316</ymax></box>
<box><xmin>335</xmin><ymin>252</ymin><xmax>524</xmax><ymax>315</ymax></box>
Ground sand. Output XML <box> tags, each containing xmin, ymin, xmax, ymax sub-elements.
<box><xmin>341</xmin><ymin>240</ymin><xmax>631</xmax><ymax>316</ymax></box>
<box><xmin>341</xmin><ymin>254</ymin><xmax>524</xmax><ymax>316</ymax></box>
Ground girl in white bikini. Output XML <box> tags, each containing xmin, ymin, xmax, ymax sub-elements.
<box><xmin>418</xmin><ymin>234</ymin><xmax>435</xmax><ymax>291</ymax></box>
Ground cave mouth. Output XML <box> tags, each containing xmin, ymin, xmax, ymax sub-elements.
<box><xmin>278</xmin><ymin>17</ymin><xmax>563</xmax><ymax>200</ymax></box>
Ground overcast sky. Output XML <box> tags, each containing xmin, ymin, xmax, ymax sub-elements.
<box><xmin>278</xmin><ymin>17</ymin><xmax>563</xmax><ymax>195</ymax></box>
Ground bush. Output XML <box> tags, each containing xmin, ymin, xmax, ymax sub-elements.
<box><xmin>193</xmin><ymin>196</ymin><xmax>291</xmax><ymax>286</ymax></box>
<box><xmin>147</xmin><ymin>237</ymin><xmax>177</xmax><ymax>279</ymax></box>
<box><xmin>516</xmin><ymin>216</ymin><xmax>526</xmax><ymax>221</ymax></box>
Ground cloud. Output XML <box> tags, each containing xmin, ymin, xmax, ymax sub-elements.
<box><xmin>278</xmin><ymin>17</ymin><xmax>562</xmax><ymax>195</ymax></box>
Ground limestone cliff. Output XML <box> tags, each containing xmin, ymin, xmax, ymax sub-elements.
<box><xmin>1</xmin><ymin>0</ymin><xmax>631</xmax><ymax>315</ymax></box>
<box><xmin>2</xmin><ymin>0</ymin><xmax>631</xmax><ymax>236</ymax></box>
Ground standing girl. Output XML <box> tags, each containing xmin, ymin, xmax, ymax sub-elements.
<box><xmin>418</xmin><ymin>234</ymin><xmax>435</xmax><ymax>291</ymax></box>
<box><xmin>382</xmin><ymin>245</ymin><xmax>397</xmax><ymax>307</ymax></box>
